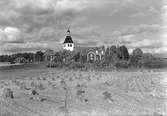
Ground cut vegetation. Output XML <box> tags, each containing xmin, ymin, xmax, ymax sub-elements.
<box><xmin>0</xmin><ymin>69</ymin><xmax>166</xmax><ymax>116</ymax></box>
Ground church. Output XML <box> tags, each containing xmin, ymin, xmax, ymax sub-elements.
<box><xmin>63</xmin><ymin>29</ymin><xmax>75</xmax><ymax>52</ymax></box>
<box><xmin>44</xmin><ymin>29</ymin><xmax>105</xmax><ymax>62</ymax></box>
<box><xmin>63</xmin><ymin>29</ymin><xmax>105</xmax><ymax>62</ymax></box>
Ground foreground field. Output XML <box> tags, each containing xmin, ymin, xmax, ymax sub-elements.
<box><xmin>0</xmin><ymin>68</ymin><xmax>167</xmax><ymax>116</ymax></box>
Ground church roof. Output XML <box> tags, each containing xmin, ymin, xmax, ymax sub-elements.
<box><xmin>63</xmin><ymin>29</ymin><xmax>74</xmax><ymax>43</ymax></box>
<box><xmin>64</xmin><ymin>36</ymin><xmax>73</xmax><ymax>43</ymax></box>
<box><xmin>74</xmin><ymin>46</ymin><xmax>105</xmax><ymax>54</ymax></box>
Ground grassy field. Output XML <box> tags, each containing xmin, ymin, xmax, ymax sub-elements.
<box><xmin>0</xmin><ymin>67</ymin><xmax>166</xmax><ymax>116</ymax></box>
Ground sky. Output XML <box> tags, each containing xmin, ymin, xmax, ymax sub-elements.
<box><xmin>0</xmin><ymin>0</ymin><xmax>166</xmax><ymax>56</ymax></box>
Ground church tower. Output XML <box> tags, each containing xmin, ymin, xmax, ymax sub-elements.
<box><xmin>63</xmin><ymin>29</ymin><xmax>74</xmax><ymax>51</ymax></box>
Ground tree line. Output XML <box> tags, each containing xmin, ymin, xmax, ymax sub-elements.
<box><xmin>48</xmin><ymin>45</ymin><xmax>167</xmax><ymax>69</ymax></box>
<box><xmin>0</xmin><ymin>45</ymin><xmax>166</xmax><ymax>69</ymax></box>
<box><xmin>0</xmin><ymin>51</ymin><xmax>44</xmax><ymax>63</ymax></box>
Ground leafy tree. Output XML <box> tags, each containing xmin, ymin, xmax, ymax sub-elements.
<box><xmin>138</xmin><ymin>53</ymin><xmax>166</xmax><ymax>68</ymax></box>
<box><xmin>119</xmin><ymin>45</ymin><xmax>129</xmax><ymax>60</ymax></box>
<box><xmin>142</xmin><ymin>57</ymin><xmax>166</xmax><ymax>68</ymax></box>
<box><xmin>105</xmin><ymin>47</ymin><xmax>111</xmax><ymax>65</ymax></box>
<box><xmin>54</xmin><ymin>52</ymin><xmax>62</xmax><ymax>63</ymax></box>
<box><xmin>35</xmin><ymin>51</ymin><xmax>44</xmax><ymax>62</ymax></box>
<box><xmin>80</xmin><ymin>53</ymin><xmax>87</xmax><ymax>64</ymax></box>
<box><xmin>59</xmin><ymin>50</ymin><xmax>75</xmax><ymax>64</ymax></box>
<box><xmin>130</xmin><ymin>48</ymin><xmax>143</xmax><ymax>67</ymax></box>
<box><xmin>0</xmin><ymin>53</ymin><xmax>35</xmax><ymax>63</ymax></box>
<box><xmin>105</xmin><ymin>47</ymin><xmax>110</xmax><ymax>56</ymax></box>
<box><xmin>110</xmin><ymin>45</ymin><xmax>118</xmax><ymax>64</ymax></box>
<box><xmin>101</xmin><ymin>45</ymin><xmax>105</xmax><ymax>52</ymax></box>
<box><xmin>110</xmin><ymin>45</ymin><xmax>117</xmax><ymax>55</ymax></box>
<box><xmin>73</xmin><ymin>52</ymin><xmax>81</xmax><ymax>62</ymax></box>
<box><xmin>132</xmin><ymin>48</ymin><xmax>143</xmax><ymax>57</ymax></box>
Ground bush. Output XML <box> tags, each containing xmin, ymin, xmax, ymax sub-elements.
<box><xmin>102</xmin><ymin>91</ymin><xmax>114</xmax><ymax>101</ymax></box>
<box><xmin>2</xmin><ymin>88</ymin><xmax>14</xmax><ymax>99</ymax></box>
<box><xmin>115</xmin><ymin>61</ymin><xmax>129</xmax><ymax>68</ymax></box>
<box><xmin>143</xmin><ymin>58</ymin><xmax>167</xmax><ymax>68</ymax></box>
<box><xmin>47</xmin><ymin>62</ymin><xmax>62</xmax><ymax>68</ymax></box>
<box><xmin>68</xmin><ymin>62</ymin><xmax>85</xmax><ymax>70</ymax></box>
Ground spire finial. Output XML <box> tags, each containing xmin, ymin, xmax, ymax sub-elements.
<box><xmin>67</xmin><ymin>29</ymin><xmax>70</xmax><ymax>33</ymax></box>
<box><xmin>66</xmin><ymin>26</ymin><xmax>71</xmax><ymax>36</ymax></box>
<box><xmin>67</xmin><ymin>25</ymin><xmax>70</xmax><ymax>32</ymax></box>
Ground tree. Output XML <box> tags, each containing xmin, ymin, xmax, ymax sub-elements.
<box><xmin>110</xmin><ymin>45</ymin><xmax>117</xmax><ymax>55</ymax></box>
<box><xmin>139</xmin><ymin>53</ymin><xmax>166</xmax><ymax>68</ymax></box>
<box><xmin>101</xmin><ymin>45</ymin><xmax>105</xmax><ymax>52</ymax></box>
<box><xmin>105</xmin><ymin>47</ymin><xmax>110</xmax><ymax>56</ymax></box>
<box><xmin>54</xmin><ymin>52</ymin><xmax>62</xmax><ymax>63</ymax></box>
<box><xmin>73</xmin><ymin>52</ymin><xmax>81</xmax><ymax>62</ymax></box>
<box><xmin>35</xmin><ymin>51</ymin><xmax>44</xmax><ymax>62</ymax></box>
<box><xmin>105</xmin><ymin>47</ymin><xmax>111</xmax><ymax>64</ymax></box>
<box><xmin>119</xmin><ymin>45</ymin><xmax>129</xmax><ymax>60</ymax></box>
<box><xmin>59</xmin><ymin>50</ymin><xmax>76</xmax><ymax>65</ymax></box>
<box><xmin>130</xmin><ymin>48</ymin><xmax>143</xmax><ymax>67</ymax></box>
<box><xmin>132</xmin><ymin>48</ymin><xmax>143</xmax><ymax>57</ymax></box>
<box><xmin>110</xmin><ymin>45</ymin><xmax>118</xmax><ymax>64</ymax></box>
<box><xmin>80</xmin><ymin>53</ymin><xmax>87</xmax><ymax>64</ymax></box>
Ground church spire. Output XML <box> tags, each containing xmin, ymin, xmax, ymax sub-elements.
<box><xmin>63</xmin><ymin>28</ymin><xmax>74</xmax><ymax>51</ymax></box>
<box><xmin>66</xmin><ymin>28</ymin><xmax>71</xmax><ymax>36</ymax></box>
<box><xmin>64</xmin><ymin>29</ymin><xmax>73</xmax><ymax>44</ymax></box>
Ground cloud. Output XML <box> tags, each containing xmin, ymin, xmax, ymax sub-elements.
<box><xmin>104</xmin><ymin>24</ymin><xmax>161</xmax><ymax>43</ymax></box>
<box><xmin>121</xmin><ymin>24</ymin><xmax>161</xmax><ymax>35</ymax></box>
<box><xmin>129</xmin><ymin>12</ymin><xmax>147</xmax><ymax>18</ymax></box>
<box><xmin>0</xmin><ymin>26</ymin><xmax>51</xmax><ymax>54</ymax></box>
<box><xmin>128</xmin><ymin>39</ymin><xmax>162</xmax><ymax>49</ymax></box>
<box><xmin>155</xmin><ymin>47</ymin><xmax>167</xmax><ymax>54</ymax></box>
<box><xmin>160</xmin><ymin>2</ymin><xmax>167</xmax><ymax>56</ymax></box>
<box><xmin>9</xmin><ymin>0</ymin><xmax>87</xmax><ymax>14</ymax></box>
<box><xmin>70</xmin><ymin>23</ymin><xmax>162</xmax><ymax>51</ymax></box>
<box><xmin>0</xmin><ymin>0</ymin><xmax>164</xmax><ymax>55</ymax></box>
<box><xmin>0</xmin><ymin>42</ymin><xmax>49</xmax><ymax>54</ymax></box>
<box><xmin>0</xmin><ymin>27</ymin><xmax>23</xmax><ymax>43</ymax></box>
<box><xmin>55</xmin><ymin>0</ymin><xmax>87</xmax><ymax>11</ymax></box>
<box><xmin>129</xmin><ymin>6</ymin><xmax>160</xmax><ymax>18</ymax></box>
<box><xmin>99</xmin><ymin>23</ymin><xmax>163</xmax><ymax>54</ymax></box>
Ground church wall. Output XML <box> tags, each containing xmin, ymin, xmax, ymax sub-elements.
<box><xmin>63</xmin><ymin>43</ymin><xmax>74</xmax><ymax>51</ymax></box>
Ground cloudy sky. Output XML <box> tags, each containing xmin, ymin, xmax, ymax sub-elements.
<box><xmin>0</xmin><ymin>0</ymin><xmax>166</xmax><ymax>56</ymax></box>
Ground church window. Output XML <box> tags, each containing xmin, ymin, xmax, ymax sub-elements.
<box><xmin>96</xmin><ymin>50</ymin><xmax>98</xmax><ymax>54</ymax></box>
<box><xmin>90</xmin><ymin>54</ymin><xmax>93</xmax><ymax>60</ymax></box>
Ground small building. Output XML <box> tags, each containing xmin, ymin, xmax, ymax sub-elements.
<box><xmin>75</xmin><ymin>46</ymin><xmax>105</xmax><ymax>63</ymax></box>
<box><xmin>14</xmin><ymin>57</ymin><xmax>27</xmax><ymax>63</ymax></box>
<box><xmin>63</xmin><ymin>29</ymin><xmax>74</xmax><ymax>52</ymax></box>
<box><xmin>87</xmin><ymin>47</ymin><xmax>105</xmax><ymax>62</ymax></box>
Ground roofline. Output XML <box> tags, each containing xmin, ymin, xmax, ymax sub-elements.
<box><xmin>63</xmin><ymin>42</ymin><xmax>74</xmax><ymax>44</ymax></box>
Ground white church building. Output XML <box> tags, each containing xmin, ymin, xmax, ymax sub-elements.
<box><xmin>63</xmin><ymin>29</ymin><xmax>74</xmax><ymax>51</ymax></box>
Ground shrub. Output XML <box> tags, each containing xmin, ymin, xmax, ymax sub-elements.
<box><xmin>31</xmin><ymin>89</ymin><xmax>39</xmax><ymax>96</ymax></box>
<box><xmin>102</xmin><ymin>91</ymin><xmax>114</xmax><ymax>102</ymax></box>
<box><xmin>102</xmin><ymin>91</ymin><xmax>111</xmax><ymax>99</ymax></box>
<box><xmin>68</xmin><ymin>62</ymin><xmax>85</xmax><ymax>70</ymax></box>
<box><xmin>143</xmin><ymin>58</ymin><xmax>167</xmax><ymax>68</ymax></box>
<box><xmin>2</xmin><ymin>88</ymin><xmax>14</xmax><ymax>99</ymax></box>
<box><xmin>115</xmin><ymin>61</ymin><xmax>129</xmax><ymax>68</ymax></box>
<box><xmin>47</xmin><ymin>62</ymin><xmax>62</xmax><ymax>68</ymax></box>
<box><xmin>35</xmin><ymin>82</ymin><xmax>45</xmax><ymax>90</ymax></box>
